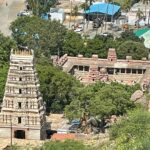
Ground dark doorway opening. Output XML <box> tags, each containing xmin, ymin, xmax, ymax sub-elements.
<box><xmin>18</xmin><ymin>117</ymin><xmax>21</xmax><ymax>124</ymax></box>
<box><xmin>19</xmin><ymin>89</ymin><xmax>22</xmax><ymax>94</ymax></box>
<box><xmin>14</xmin><ymin>130</ymin><xmax>25</xmax><ymax>139</ymax></box>
<box><xmin>46</xmin><ymin>129</ymin><xmax>57</xmax><ymax>139</ymax></box>
<box><xmin>18</xmin><ymin>102</ymin><xmax>21</xmax><ymax>109</ymax></box>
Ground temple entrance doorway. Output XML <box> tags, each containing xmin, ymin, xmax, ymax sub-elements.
<box><xmin>14</xmin><ymin>130</ymin><xmax>25</xmax><ymax>139</ymax></box>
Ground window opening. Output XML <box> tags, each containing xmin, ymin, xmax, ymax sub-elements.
<box><xmin>18</xmin><ymin>102</ymin><xmax>21</xmax><ymax>109</ymax></box>
<box><xmin>19</xmin><ymin>89</ymin><xmax>22</xmax><ymax>94</ymax></box>
<box><xmin>18</xmin><ymin>117</ymin><xmax>21</xmax><ymax>124</ymax></box>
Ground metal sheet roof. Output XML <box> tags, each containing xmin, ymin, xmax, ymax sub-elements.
<box><xmin>134</xmin><ymin>28</ymin><xmax>150</xmax><ymax>37</ymax></box>
<box><xmin>85</xmin><ymin>2</ymin><xmax>121</xmax><ymax>15</ymax></box>
<box><xmin>142</xmin><ymin>30</ymin><xmax>150</xmax><ymax>49</ymax></box>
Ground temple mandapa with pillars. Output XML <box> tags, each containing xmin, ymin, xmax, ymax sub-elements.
<box><xmin>0</xmin><ymin>47</ymin><xmax>46</xmax><ymax>140</ymax></box>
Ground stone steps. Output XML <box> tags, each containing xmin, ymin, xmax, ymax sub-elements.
<box><xmin>140</xmin><ymin>67</ymin><xmax>150</xmax><ymax>84</ymax></box>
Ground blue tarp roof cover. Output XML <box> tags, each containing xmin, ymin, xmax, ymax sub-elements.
<box><xmin>85</xmin><ymin>2</ymin><xmax>121</xmax><ymax>16</ymax></box>
<box><xmin>41</xmin><ymin>14</ymin><xmax>49</xmax><ymax>20</ymax></box>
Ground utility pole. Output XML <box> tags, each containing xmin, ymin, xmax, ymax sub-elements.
<box><xmin>148</xmin><ymin>10</ymin><xmax>150</xmax><ymax>26</ymax></box>
<box><xmin>111</xmin><ymin>0</ymin><xmax>114</xmax><ymax>24</ymax></box>
<box><xmin>69</xmin><ymin>0</ymin><xmax>73</xmax><ymax>28</ymax></box>
<box><xmin>104</xmin><ymin>3</ymin><xmax>109</xmax><ymax>31</ymax></box>
<box><xmin>10</xmin><ymin>115</ymin><xmax>12</xmax><ymax>150</ymax></box>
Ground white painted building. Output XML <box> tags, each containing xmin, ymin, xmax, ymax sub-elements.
<box><xmin>48</xmin><ymin>8</ymin><xmax>65</xmax><ymax>23</ymax></box>
<box><xmin>126</xmin><ymin>2</ymin><xmax>150</xmax><ymax>26</ymax></box>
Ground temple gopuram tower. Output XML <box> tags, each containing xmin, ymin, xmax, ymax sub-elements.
<box><xmin>0</xmin><ymin>47</ymin><xmax>46</xmax><ymax>140</ymax></box>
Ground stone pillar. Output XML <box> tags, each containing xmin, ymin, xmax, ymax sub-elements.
<box><xmin>142</xmin><ymin>69</ymin><xmax>145</xmax><ymax>74</ymax></box>
<box><xmin>125</xmin><ymin>68</ymin><xmax>127</xmax><ymax>74</ymax></box>
<box><xmin>113</xmin><ymin>68</ymin><xmax>116</xmax><ymax>74</ymax></box>
<box><xmin>107</xmin><ymin>48</ymin><xmax>117</xmax><ymax>61</ymax></box>
<box><xmin>83</xmin><ymin>66</ymin><xmax>85</xmax><ymax>72</ymax></box>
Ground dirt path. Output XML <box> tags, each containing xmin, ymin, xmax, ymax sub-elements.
<box><xmin>0</xmin><ymin>0</ymin><xmax>25</xmax><ymax>36</ymax></box>
<box><xmin>0</xmin><ymin>138</ymin><xmax>44</xmax><ymax>150</ymax></box>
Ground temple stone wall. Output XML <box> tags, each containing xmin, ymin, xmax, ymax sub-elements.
<box><xmin>0</xmin><ymin>128</ymin><xmax>11</xmax><ymax>138</ymax></box>
<box><xmin>52</xmin><ymin>48</ymin><xmax>150</xmax><ymax>89</ymax></box>
<box><xmin>0</xmin><ymin>47</ymin><xmax>47</xmax><ymax>140</ymax></box>
<box><xmin>27</xmin><ymin>129</ymin><xmax>41</xmax><ymax>140</ymax></box>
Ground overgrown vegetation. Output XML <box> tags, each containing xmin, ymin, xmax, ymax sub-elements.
<box><xmin>36</xmin><ymin>57</ymin><xmax>81</xmax><ymax>113</ymax></box>
<box><xmin>0</xmin><ymin>17</ymin><xmax>146</xmax><ymax>114</ymax></box>
<box><xmin>65</xmin><ymin>82</ymin><xmax>140</xmax><ymax>121</ymax></box>
<box><xmin>27</xmin><ymin>0</ymin><xmax>57</xmax><ymax>16</ymax></box>
<box><xmin>41</xmin><ymin>140</ymin><xmax>89</xmax><ymax>150</ymax></box>
<box><xmin>0</xmin><ymin>11</ymin><xmax>150</xmax><ymax>149</ymax></box>
<box><xmin>11</xmin><ymin>140</ymin><xmax>89</xmax><ymax>150</ymax></box>
<box><xmin>10</xmin><ymin>17</ymin><xmax>149</xmax><ymax>60</ymax></box>
<box><xmin>110</xmin><ymin>108</ymin><xmax>150</xmax><ymax>150</ymax></box>
<box><xmin>0</xmin><ymin>33</ymin><xmax>17</xmax><ymax>102</ymax></box>
<box><xmin>11</xmin><ymin>109</ymin><xmax>150</xmax><ymax>150</ymax></box>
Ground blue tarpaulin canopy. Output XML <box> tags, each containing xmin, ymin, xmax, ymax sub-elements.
<box><xmin>41</xmin><ymin>14</ymin><xmax>49</xmax><ymax>20</ymax></box>
<box><xmin>85</xmin><ymin>2</ymin><xmax>121</xmax><ymax>16</ymax></box>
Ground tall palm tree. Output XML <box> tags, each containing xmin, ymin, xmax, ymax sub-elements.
<box><xmin>142</xmin><ymin>0</ymin><xmax>150</xmax><ymax>25</ymax></box>
<box><xmin>148</xmin><ymin>10</ymin><xmax>150</xmax><ymax>26</ymax></box>
<box><xmin>27</xmin><ymin>0</ymin><xmax>40</xmax><ymax>16</ymax></box>
<box><xmin>72</xmin><ymin>5</ymin><xmax>79</xmax><ymax>27</ymax></box>
<box><xmin>84</xmin><ymin>0</ymin><xmax>95</xmax><ymax>29</ymax></box>
<box><xmin>104</xmin><ymin>2</ymin><xmax>109</xmax><ymax>31</ymax></box>
<box><xmin>69</xmin><ymin>0</ymin><xmax>73</xmax><ymax>28</ymax></box>
<box><xmin>136</xmin><ymin>8</ymin><xmax>144</xmax><ymax>28</ymax></box>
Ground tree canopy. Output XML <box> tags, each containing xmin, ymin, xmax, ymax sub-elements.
<box><xmin>110</xmin><ymin>108</ymin><xmax>150</xmax><ymax>150</ymax></box>
<box><xmin>36</xmin><ymin>57</ymin><xmax>81</xmax><ymax>113</ymax></box>
<box><xmin>10</xmin><ymin>17</ymin><xmax>149</xmax><ymax>60</ymax></box>
<box><xmin>41</xmin><ymin>140</ymin><xmax>89</xmax><ymax>150</ymax></box>
<box><xmin>10</xmin><ymin>16</ymin><xmax>67</xmax><ymax>57</ymax></box>
<box><xmin>0</xmin><ymin>32</ymin><xmax>16</xmax><ymax>103</ymax></box>
<box><xmin>65</xmin><ymin>82</ymin><xmax>140</xmax><ymax>121</ymax></box>
<box><xmin>0</xmin><ymin>32</ymin><xmax>17</xmax><ymax>64</ymax></box>
<box><xmin>0</xmin><ymin>64</ymin><xmax>9</xmax><ymax>103</ymax></box>
<box><xmin>27</xmin><ymin>0</ymin><xmax>57</xmax><ymax>16</ymax></box>
<box><xmin>114</xmin><ymin>0</ymin><xmax>140</xmax><ymax>11</ymax></box>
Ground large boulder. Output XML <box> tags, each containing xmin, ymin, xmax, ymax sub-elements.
<box><xmin>131</xmin><ymin>90</ymin><xmax>147</xmax><ymax>107</ymax></box>
<box><xmin>131</xmin><ymin>90</ymin><xmax>143</xmax><ymax>101</ymax></box>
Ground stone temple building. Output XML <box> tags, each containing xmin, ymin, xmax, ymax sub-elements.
<box><xmin>0</xmin><ymin>47</ymin><xmax>46</xmax><ymax>140</ymax></box>
<box><xmin>52</xmin><ymin>48</ymin><xmax>150</xmax><ymax>91</ymax></box>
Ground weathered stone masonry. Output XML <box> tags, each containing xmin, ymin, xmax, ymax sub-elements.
<box><xmin>0</xmin><ymin>48</ymin><xmax>46</xmax><ymax>140</ymax></box>
<box><xmin>52</xmin><ymin>48</ymin><xmax>150</xmax><ymax>91</ymax></box>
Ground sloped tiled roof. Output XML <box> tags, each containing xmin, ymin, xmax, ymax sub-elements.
<box><xmin>51</xmin><ymin>133</ymin><xmax>76</xmax><ymax>141</ymax></box>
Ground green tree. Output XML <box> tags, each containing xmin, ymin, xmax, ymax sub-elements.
<box><xmin>65</xmin><ymin>82</ymin><xmax>139</xmax><ymax>121</ymax></box>
<box><xmin>0</xmin><ymin>64</ymin><xmax>9</xmax><ymax>103</ymax></box>
<box><xmin>114</xmin><ymin>0</ymin><xmax>133</xmax><ymax>11</ymax></box>
<box><xmin>10</xmin><ymin>16</ymin><xmax>148</xmax><ymax>60</ymax></box>
<box><xmin>117</xmin><ymin>40</ymin><xmax>149</xmax><ymax>59</ymax></box>
<box><xmin>36</xmin><ymin>57</ymin><xmax>81</xmax><ymax>112</ymax></box>
<box><xmin>10</xmin><ymin>16</ymin><xmax>66</xmax><ymax>57</ymax></box>
<box><xmin>62</xmin><ymin>31</ymin><xmax>84</xmax><ymax>56</ymax></box>
<box><xmin>72</xmin><ymin>5</ymin><xmax>79</xmax><ymax>26</ymax></box>
<box><xmin>0</xmin><ymin>32</ymin><xmax>16</xmax><ymax>103</ymax></box>
<box><xmin>27</xmin><ymin>0</ymin><xmax>57</xmax><ymax>16</ymax></box>
<box><xmin>0</xmin><ymin>32</ymin><xmax>17</xmax><ymax>64</ymax></box>
<box><xmin>120</xmin><ymin>31</ymin><xmax>141</xmax><ymax>42</ymax></box>
<box><xmin>42</xmin><ymin>140</ymin><xmax>89</xmax><ymax>150</ymax></box>
<box><xmin>80</xmin><ymin>2</ymin><xmax>89</xmax><ymax>10</ymax></box>
<box><xmin>110</xmin><ymin>108</ymin><xmax>150</xmax><ymax>150</ymax></box>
